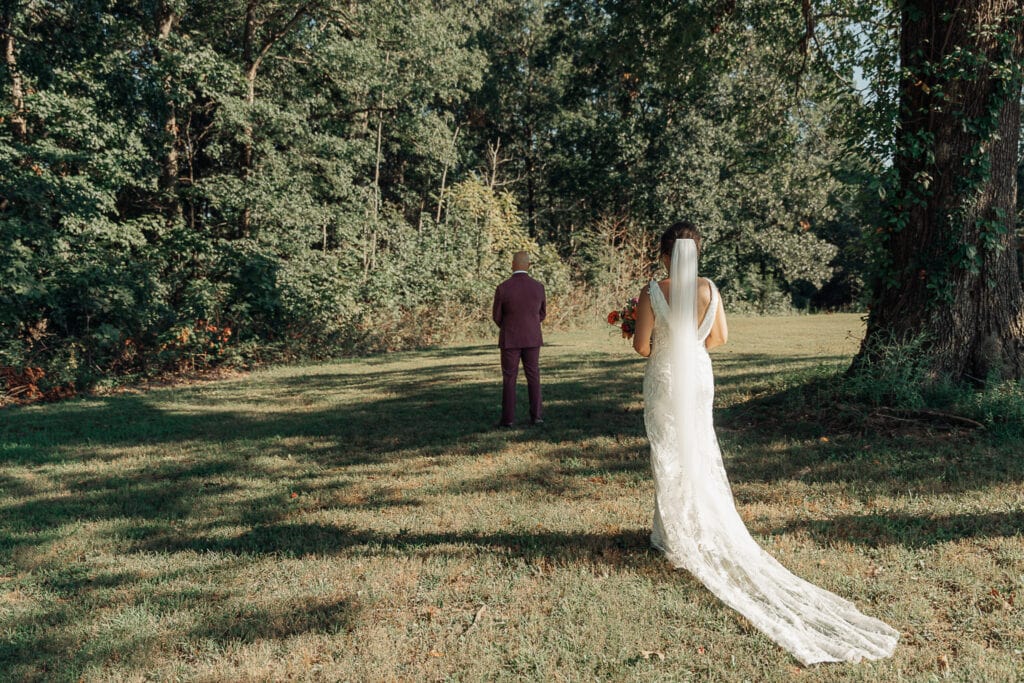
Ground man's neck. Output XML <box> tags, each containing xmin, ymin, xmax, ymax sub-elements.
<box><xmin>512</xmin><ymin>270</ymin><xmax>528</xmax><ymax>275</ymax></box>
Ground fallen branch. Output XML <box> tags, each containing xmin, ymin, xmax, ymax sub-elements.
<box><xmin>871</xmin><ymin>407</ymin><xmax>985</xmax><ymax>430</ymax></box>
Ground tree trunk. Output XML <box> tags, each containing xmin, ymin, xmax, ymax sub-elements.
<box><xmin>436</xmin><ymin>124</ymin><xmax>460</xmax><ymax>222</ymax></box>
<box><xmin>856</xmin><ymin>0</ymin><xmax>1024</xmax><ymax>382</ymax></box>
<box><xmin>239</xmin><ymin>1</ymin><xmax>258</xmax><ymax>239</ymax></box>
<box><xmin>366</xmin><ymin>106</ymin><xmax>383</xmax><ymax>275</ymax></box>
<box><xmin>1</xmin><ymin>7</ymin><xmax>27</xmax><ymax>141</ymax></box>
<box><xmin>524</xmin><ymin>122</ymin><xmax>537</xmax><ymax>238</ymax></box>
<box><xmin>237</xmin><ymin>2</ymin><xmax>312</xmax><ymax>239</ymax></box>
<box><xmin>155</xmin><ymin>1</ymin><xmax>181</xmax><ymax>218</ymax></box>
<box><xmin>363</xmin><ymin>49</ymin><xmax>389</xmax><ymax>280</ymax></box>
<box><xmin>485</xmin><ymin>137</ymin><xmax>506</xmax><ymax>191</ymax></box>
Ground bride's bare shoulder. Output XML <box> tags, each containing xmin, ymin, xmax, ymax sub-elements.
<box><xmin>697</xmin><ymin>277</ymin><xmax>713</xmax><ymax>305</ymax></box>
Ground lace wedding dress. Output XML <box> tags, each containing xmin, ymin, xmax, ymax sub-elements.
<box><xmin>643</xmin><ymin>239</ymin><xmax>899</xmax><ymax>665</ymax></box>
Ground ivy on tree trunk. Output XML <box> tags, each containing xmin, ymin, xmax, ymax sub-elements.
<box><xmin>857</xmin><ymin>0</ymin><xmax>1024</xmax><ymax>383</ymax></box>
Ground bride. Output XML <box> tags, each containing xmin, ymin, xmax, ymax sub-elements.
<box><xmin>630</xmin><ymin>222</ymin><xmax>899</xmax><ymax>665</ymax></box>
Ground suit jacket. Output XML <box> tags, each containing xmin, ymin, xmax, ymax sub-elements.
<box><xmin>492</xmin><ymin>272</ymin><xmax>546</xmax><ymax>349</ymax></box>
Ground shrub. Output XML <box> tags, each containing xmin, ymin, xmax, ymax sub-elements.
<box><xmin>844</xmin><ymin>332</ymin><xmax>935</xmax><ymax>409</ymax></box>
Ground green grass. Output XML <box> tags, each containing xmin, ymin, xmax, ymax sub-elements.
<box><xmin>1</xmin><ymin>314</ymin><xmax>1022</xmax><ymax>682</ymax></box>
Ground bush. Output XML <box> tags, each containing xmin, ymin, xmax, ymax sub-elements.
<box><xmin>844</xmin><ymin>333</ymin><xmax>935</xmax><ymax>409</ymax></box>
<box><xmin>794</xmin><ymin>333</ymin><xmax>1024</xmax><ymax>439</ymax></box>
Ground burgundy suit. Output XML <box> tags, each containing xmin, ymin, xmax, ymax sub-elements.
<box><xmin>492</xmin><ymin>271</ymin><xmax>546</xmax><ymax>425</ymax></box>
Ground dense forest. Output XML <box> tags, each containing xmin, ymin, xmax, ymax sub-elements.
<box><xmin>1</xmin><ymin>1</ymin><xmax>1020</xmax><ymax>396</ymax></box>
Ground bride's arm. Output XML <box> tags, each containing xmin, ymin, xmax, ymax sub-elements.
<box><xmin>705</xmin><ymin>296</ymin><xmax>728</xmax><ymax>349</ymax></box>
<box><xmin>633</xmin><ymin>285</ymin><xmax>654</xmax><ymax>357</ymax></box>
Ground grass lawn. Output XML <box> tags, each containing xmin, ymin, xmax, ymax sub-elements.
<box><xmin>2</xmin><ymin>314</ymin><xmax>1022</xmax><ymax>681</ymax></box>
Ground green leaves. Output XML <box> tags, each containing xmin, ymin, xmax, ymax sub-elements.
<box><xmin>2</xmin><ymin>0</ymin><xmax>940</xmax><ymax>392</ymax></box>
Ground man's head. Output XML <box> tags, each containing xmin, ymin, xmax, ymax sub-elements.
<box><xmin>512</xmin><ymin>251</ymin><xmax>531</xmax><ymax>271</ymax></box>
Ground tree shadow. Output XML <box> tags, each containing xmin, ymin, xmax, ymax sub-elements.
<box><xmin>0</xmin><ymin>350</ymin><xmax>650</xmax><ymax>576</ymax></box>
<box><xmin>778</xmin><ymin>510</ymin><xmax>1024</xmax><ymax>549</ymax></box>
<box><xmin>0</xmin><ymin>565</ymin><xmax>361</xmax><ymax>681</ymax></box>
<box><xmin>132</xmin><ymin>522</ymin><xmax>656</xmax><ymax>567</ymax></box>
<box><xmin>190</xmin><ymin>594</ymin><xmax>358</xmax><ymax>643</ymax></box>
<box><xmin>0</xmin><ymin>352</ymin><xmax>646</xmax><ymax>464</ymax></box>
<box><xmin>734</xmin><ymin>379</ymin><xmax>1018</xmax><ymax>470</ymax></box>
<box><xmin>3</xmin><ymin>340</ymin><xmax>1023</xmax><ymax>677</ymax></box>
<box><xmin>2</xmin><ymin>347</ymin><xmax>1019</xmax><ymax>544</ymax></box>
<box><xmin>4</xmin><ymin>468</ymin><xmax>226</xmax><ymax>530</ymax></box>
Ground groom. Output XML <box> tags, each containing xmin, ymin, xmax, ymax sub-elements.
<box><xmin>492</xmin><ymin>251</ymin><xmax>546</xmax><ymax>427</ymax></box>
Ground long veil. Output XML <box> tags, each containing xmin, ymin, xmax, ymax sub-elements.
<box><xmin>650</xmin><ymin>238</ymin><xmax>899</xmax><ymax>665</ymax></box>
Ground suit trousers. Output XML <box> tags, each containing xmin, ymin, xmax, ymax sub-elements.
<box><xmin>500</xmin><ymin>346</ymin><xmax>541</xmax><ymax>425</ymax></box>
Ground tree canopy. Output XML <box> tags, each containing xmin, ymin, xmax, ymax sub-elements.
<box><xmin>1</xmin><ymin>0</ymin><xmax>1020</xmax><ymax>396</ymax></box>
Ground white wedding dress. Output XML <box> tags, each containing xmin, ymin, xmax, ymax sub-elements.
<box><xmin>643</xmin><ymin>239</ymin><xmax>899</xmax><ymax>665</ymax></box>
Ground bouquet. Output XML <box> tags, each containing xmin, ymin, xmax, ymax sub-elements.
<box><xmin>607</xmin><ymin>297</ymin><xmax>639</xmax><ymax>339</ymax></box>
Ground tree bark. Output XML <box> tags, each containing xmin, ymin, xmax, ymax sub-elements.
<box><xmin>1</xmin><ymin>6</ymin><xmax>27</xmax><ymax>141</ymax></box>
<box><xmin>856</xmin><ymin>0</ymin><xmax>1024</xmax><ymax>382</ymax></box>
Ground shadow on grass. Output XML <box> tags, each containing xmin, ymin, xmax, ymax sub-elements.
<box><xmin>192</xmin><ymin>594</ymin><xmax>358</xmax><ymax>642</ymax></box>
<box><xmin>0</xmin><ymin>350</ymin><xmax>651</xmax><ymax>562</ymax></box>
<box><xmin>0</xmin><ymin>579</ymin><xmax>360</xmax><ymax>682</ymax></box>
<box><xmin>131</xmin><ymin>506</ymin><xmax>1024</xmax><ymax>561</ymax></box>
<box><xmin>2</xmin><ymin>350</ymin><xmax>1020</xmax><ymax>538</ymax></box>
<box><xmin>778</xmin><ymin>510</ymin><xmax>1024</xmax><ymax>549</ymax></box>
<box><xmin>0</xmin><ymin>353</ymin><xmax>642</xmax><ymax>462</ymax></box>
<box><xmin>132</xmin><ymin>522</ymin><xmax>655</xmax><ymax>566</ymax></box>
<box><xmin>717</xmin><ymin>374</ymin><xmax>1024</xmax><ymax>494</ymax></box>
<box><xmin>2</xmin><ymin>344</ymin><xmax>1022</xmax><ymax>677</ymax></box>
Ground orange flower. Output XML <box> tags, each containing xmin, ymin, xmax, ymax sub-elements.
<box><xmin>608</xmin><ymin>310</ymin><xmax>619</xmax><ymax>324</ymax></box>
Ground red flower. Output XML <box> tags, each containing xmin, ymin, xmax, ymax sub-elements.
<box><xmin>608</xmin><ymin>297</ymin><xmax>637</xmax><ymax>341</ymax></box>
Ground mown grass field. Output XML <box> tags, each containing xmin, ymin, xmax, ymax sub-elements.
<box><xmin>2</xmin><ymin>314</ymin><xmax>1022</xmax><ymax>682</ymax></box>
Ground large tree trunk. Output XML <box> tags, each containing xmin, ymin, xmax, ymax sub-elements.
<box><xmin>856</xmin><ymin>0</ymin><xmax>1024</xmax><ymax>382</ymax></box>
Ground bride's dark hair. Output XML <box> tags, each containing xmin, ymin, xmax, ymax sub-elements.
<box><xmin>660</xmin><ymin>220</ymin><xmax>701</xmax><ymax>259</ymax></box>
